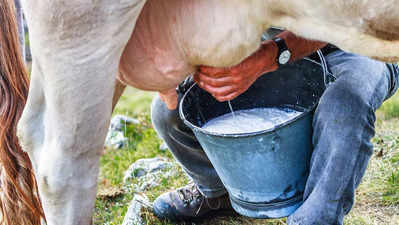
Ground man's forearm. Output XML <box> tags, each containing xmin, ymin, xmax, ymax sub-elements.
<box><xmin>277</xmin><ymin>31</ymin><xmax>327</xmax><ymax>62</ymax></box>
<box><xmin>256</xmin><ymin>31</ymin><xmax>328</xmax><ymax>73</ymax></box>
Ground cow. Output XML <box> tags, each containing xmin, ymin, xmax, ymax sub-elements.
<box><xmin>1</xmin><ymin>0</ymin><xmax>399</xmax><ymax>224</ymax></box>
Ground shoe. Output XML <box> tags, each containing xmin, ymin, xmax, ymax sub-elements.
<box><xmin>153</xmin><ymin>183</ymin><xmax>234</xmax><ymax>221</ymax></box>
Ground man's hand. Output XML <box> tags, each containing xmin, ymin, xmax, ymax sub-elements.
<box><xmin>195</xmin><ymin>40</ymin><xmax>279</xmax><ymax>102</ymax></box>
<box><xmin>195</xmin><ymin>31</ymin><xmax>327</xmax><ymax>102</ymax></box>
<box><xmin>159</xmin><ymin>88</ymin><xmax>178</xmax><ymax>110</ymax></box>
<box><xmin>160</xmin><ymin>31</ymin><xmax>327</xmax><ymax>108</ymax></box>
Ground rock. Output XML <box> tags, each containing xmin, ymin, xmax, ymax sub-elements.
<box><xmin>105</xmin><ymin>115</ymin><xmax>140</xmax><ymax>149</ymax></box>
<box><xmin>123</xmin><ymin>157</ymin><xmax>172</xmax><ymax>183</ymax></box>
<box><xmin>159</xmin><ymin>142</ymin><xmax>168</xmax><ymax>151</ymax></box>
<box><xmin>122</xmin><ymin>194</ymin><xmax>152</xmax><ymax>225</ymax></box>
<box><xmin>123</xmin><ymin>157</ymin><xmax>183</xmax><ymax>192</ymax></box>
<box><xmin>110</xmin><ymin>115</ymin><xmax>140</xmax><ymax>131</ymax></box>
<box><xmin>136</xmin><ymin>173</ymin><xmax>161</xmax><ymax>191</ymax></box>
<box><xmin>105</xmin><ymin>130</ymin><xmax>128</xmax><ymax>149</ymax></box>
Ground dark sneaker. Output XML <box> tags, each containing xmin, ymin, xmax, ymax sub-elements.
<box><xmin>153</xmin><ymin>184</ymin><xmax>235</xmax><ymax>221</ymax></box>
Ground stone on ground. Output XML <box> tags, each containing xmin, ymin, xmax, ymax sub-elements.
<box><xmin>122</xmin><ymin>194</ymin><xmax>152</xmax><ymax>225</ymax></box>
<box><xmin>159</xmin><ymin>142</ymin><xmax>168</xmax><ymax>151</ymax></box>
<box><xmin>105</xmin><ymin>115</ymin><xmax>140</xmax><ymax>149</ymax></box>
<box><xmin>124</xmin><ymin>157</ymin><xmax>176</xmax><ymax>192</ymax></box>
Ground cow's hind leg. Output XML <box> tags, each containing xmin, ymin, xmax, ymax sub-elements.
<box><xmin>18</xmin><ymin>1</ymin><xmax>146</xmax><ymax>224</ymax></box>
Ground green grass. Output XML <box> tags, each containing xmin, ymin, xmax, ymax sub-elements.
<box><xmin>94</xmin><ymin>88</ymin><xmax>399</xmax><ymax>225</ymax></box>
<box><xmin>113</xmin><ymin>88</ymin><xmax>156</xmax><ymax>115</ymax></box>
<box><xmin>378</xmin><ymin>93</ymin><xmax>399</xmax><ymax>119</ymax></box>
<box><xmin>379</xmin><ymin>134</ymin><xmax>399</xmax><ymax>205</ymax></box>
<box><xmin>343</xmin><ymin>118</ymin><xmax>399</xmax><ymax>225</ymax></box>
<box><xmin>25</xmin><ymin>31</ymin><xmax>30</xmax><ymax>48</ymax></box>
<box><xmin>384</xmin><ymin>169</ymin><xmax>399</xmax><ymax>204</ymax></box>
<box><xmin>95</xmin><ymin>114</ymin><xmax>169</xmax><ymax>224</ymax></box>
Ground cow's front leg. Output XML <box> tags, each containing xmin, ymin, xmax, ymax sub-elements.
<box><xmin>18</xmin><ymin>1</ymin><xmax>146</xmax><ymax>224</ymax></box>
<box><xmin>18</xmin><ymin>68</ymin><xmax>112</xmax><ymax>225</ymax></box>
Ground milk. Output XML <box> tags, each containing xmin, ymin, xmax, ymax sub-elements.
<box><xmin>202</xmin><ymin>107</ymin><xmax>301</xmax><ymax>134</ymax></box>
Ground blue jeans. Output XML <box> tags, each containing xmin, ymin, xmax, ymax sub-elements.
<box><xmin>151</xmin><ymin>50</ymin><xmax>399</xmax><ymax>225</ymax></box>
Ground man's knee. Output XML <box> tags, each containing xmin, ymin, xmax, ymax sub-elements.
<box><xmin>315</xmin><ymin>84</ymin><xmax>375</xmax><ymax>126</ymax></box>
<box><xmin>326</xmin><ymin>52</ymin><xmax>392</xmax><ymax>111</ymax></box>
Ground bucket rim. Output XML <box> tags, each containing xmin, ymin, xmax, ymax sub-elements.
<box><xmin>179</xmin><ymin>83</ymin><xmax>315</xmax><ymax>138</ymax></box>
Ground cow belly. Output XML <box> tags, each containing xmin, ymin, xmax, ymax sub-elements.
<box><xmin>119</xmin><ymin>0</ymin><xmax>268</xmax><ymax>92</ymax></box>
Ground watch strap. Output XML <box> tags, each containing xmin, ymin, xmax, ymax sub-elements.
<box><xmin>273</xmin><ymin>37</ymin><xmax>290</xmax><ymax>65</ymax></box>
<box><xmin>273</xmin><ymin>37</ymin><xmax>288</xmax><ymax>53</ymax></box>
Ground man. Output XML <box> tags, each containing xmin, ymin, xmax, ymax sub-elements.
<box><xmin>151</xmin><ymin>29</ymin><xmax>399</xmax><ymax>224</ymax></box>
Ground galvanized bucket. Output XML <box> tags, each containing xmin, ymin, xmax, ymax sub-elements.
<box><xmin>179</xmin><ymin>59</ymin><xmax>325</xmax><ymax>218</ymax></box>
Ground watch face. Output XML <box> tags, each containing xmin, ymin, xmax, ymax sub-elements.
<box><xmin>279</xmin><ymin>50</ymin><xmax>291</xmax><ymax>64</ymax></box>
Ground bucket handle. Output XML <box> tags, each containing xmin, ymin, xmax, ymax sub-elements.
<box><xmin>316</xmin><ymin>50</ymin><xmax>336</xmax><ymax>87</ymax></box>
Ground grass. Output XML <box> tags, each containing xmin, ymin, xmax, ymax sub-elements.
<box><xmin>95</xmin><ymin>113</ymin><xmax>170</xmax><ymax>224</ymax></box>
<box><xmin>94</xmin><ymin>88</ymin><xmax>399</xmax><ymax>225</ymax></box>
<box><xmin>113</xmin><ymin>88</ymin><xmax>155</xmax><ymax>116</ymax></box>
<box><xmin>344</xmin><ymin>117</ymin><xmax>399</xmax><ymax>225</ymax></box>
<box><xmin>378</xmin><ymin>94</ymin><xmax>399</xmax><ymax>120</ymax></box>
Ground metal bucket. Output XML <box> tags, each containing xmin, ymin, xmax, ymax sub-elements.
<box><xmin>179</xmin><ymin>59</ymin><xmax>325</xmax><ymax>218</ymax></box>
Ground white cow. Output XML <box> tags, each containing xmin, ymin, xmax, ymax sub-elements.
<box><xmin>1</xmin><ymin>0</ymin><xmax>399</xmax><ymax>225</ymax></box>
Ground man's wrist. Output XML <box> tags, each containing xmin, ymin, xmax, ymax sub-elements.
<box><xmin>276</xmin><ymin>31</ymin><xmax>327</xmax><ymax>62</ymax></box>
<box><xmin>259</xmin><ymin>40</ymin><xmax>279</xmax><ymax>74</ymax></box>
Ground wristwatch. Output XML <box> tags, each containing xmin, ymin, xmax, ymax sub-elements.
<box><xmin>273</xmin><ymin>37</ymin><xmax>291</xmax><ymax>65</ymax></box>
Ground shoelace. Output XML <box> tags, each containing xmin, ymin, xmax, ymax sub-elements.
<box><xmin>177</xmin><ymin>185</ymin><xmax>202</xmax><ymax>207</ymax></box>
<box><xmin>177</xmin><ymin>185</ymin><xmax>222</xmax><ymax>215</ymax></box>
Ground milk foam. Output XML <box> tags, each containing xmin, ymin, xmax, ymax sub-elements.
<box><xmin>202</xmin><ymin>107</ymin><xmax>302</xmax><ymax>134</ymax></box>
